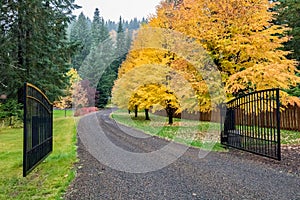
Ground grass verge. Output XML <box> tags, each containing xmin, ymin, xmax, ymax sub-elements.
<box><xmin>111</xmin><ymin>109</ymin><xmax>225</xmax><ymax>151</ymax></box>
<box><xmin>281</xmin><ymin>129</ymin><xmax>300</xmax><ymax>145</ymax></box>
<box><xmin>0</xmin><ymin>109</ymin><xmax>77</xmax><ymax>200</ymax></box>
<box><xmin>112</xmin><ymin>109</ymin><xmax>300</xmax><ymax>151</ymax></box>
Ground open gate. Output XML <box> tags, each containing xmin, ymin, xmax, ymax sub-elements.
<box><xmin>22</xmin><ymin>83</ymin><xmax>53</xmax><ymax>177</ymax></box>
<box><xmin>221</xmin><ymin>89</ymin><xmax>281</xmax><ymax>160</ymax></box>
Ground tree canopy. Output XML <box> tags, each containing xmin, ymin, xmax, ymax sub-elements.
<box><xmin>0</xmin><ymin>0</ymin><xmax>79</xmax><ymax>101</ymax></box>
<box><xmin>112</xmin><ymin>28</ymin><xmax>223</xmax><ymax>113</ymax></box>
<box><xmin>112</xmin><ymin>0</ymin><xmax>300</xmax><ymax>116</ymax></box>
<box><xmin>149</xmin><ymin>0</ymin><xmax>299</xmax><ymax>99</ymax></box>
<box><xmin>274</xmin><ymin>0</ymin><xmax>300</xmax><ymax>97</ymax></box>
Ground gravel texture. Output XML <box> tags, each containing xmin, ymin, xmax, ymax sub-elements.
<box><xmin>64</xmin><ymin>109</ymin><xmax>300</xmax><ymax>200</ymax></box>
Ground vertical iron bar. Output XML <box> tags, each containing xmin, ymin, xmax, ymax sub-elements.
<box><xmin>260</xmin><ymin>91</ymin><xmax>268</xmax><ymax>155</ymax></box>
<box><xmin>255</xmin><ymin>92</ymin><xmax>258</xmax><ymax>152</ymax></box>
<box><xmin>239</xmin><ymin>98</ymin><xmax>242</xmax><ymax>147</ymax></box>
<box><xmin>260</xmin><ymin>91</ymin><xmax>263</xmax><ymax>154</ymax></box>
<box><xmin>260</xmin><ymin>91</ymin><xmax>262</xmax><ymax>153</ymax></box>
<box><xmin>23</xmin><ymin>83</ymin><xmax>27</xmax><ymax>177</ymax></box>
<box><xmin>261</xmin><ymin>91</ymin><xmax>264</xmax><ymax>155</ymax></box>
<box><xmin>271</xmin><ymin>90</ymin><xmax>275</xmax><ymax>157</ymax></box>
<box><xmin>264</xmin><ymin>91</ymin><xmax>267</xmax><ymax>156</ymax></box>
<box><xmin>240</xmin><ymin>97</ymin><xmax>243</xmax><ymax>148</ymax></box>
<box><xmin>267</xmin><ymin>91</ymin><xmax>270</xmax><ymax>156</ymax></box>
<box><xmin>259</xmin><ymin>91</ymin><xmax>268</xmax><ymax>155</ymax></box>
<box><xmin>253</xmin><ymin>92</ymin><xmax>260</xmax><ymax>152</ymax></box>
<box><xmin>259</xmin><ymin>91</ymin><xmax>263</xmax><ymax>155</ymax></box>
<box><xmin>220</xmin><ymin>105</ymin><xmax>223</xmax><ymax>144</ymax></box>
<box><xmin>50</xmin><ymin>103</ymin><xmax>53</xmax><ymax>152</ymax></box>
<box><xmin>251</xmin><ymin>93</ymin><xmax>254</xmax><ymax>151</ymax></box>
<box><xmin>276</xmin><ymin>88</ymin><xmax>281</xmax><ymax>160</ymax></box>
<box><xmin>246</xmin><ymin>94</ymin><xmax>250</xmax><ymax>150</ymax></box>
<box><xmin>271</xmin><ymin>90</ymin><xmax>274</xmax><ymax>156</ymax></box>
<box><xmin>270</xmin><ymin>90</ymin><xmax>273</xmax><ymax>156</ymax></box>
<box><xmin>237</xmin><ymin>100</ymin><xmax>239</xmax><ymax>147</ymax></box>
<box><xmin>267</xmin><ymin>90</ymin><xmax>270</xmax><ymax>156</ymax></box>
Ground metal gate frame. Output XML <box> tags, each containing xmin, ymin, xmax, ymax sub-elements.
<box><xmin>221</xmin><ymin>89</ymin><xmax>281</xmax><ymax>160</ymax></box>
<box><xmin>23</xmin><ymin>83</ymin><xmax>53</xmax><ymax>177</ymax></box>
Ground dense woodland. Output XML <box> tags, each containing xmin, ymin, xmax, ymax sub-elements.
<box><xmin>113</xmin><ymin>0</ymin><xmax>300</xmax><ymax>122</ymax></box>
<box><xmin>66</xmin><ymin>10</ymin><xmax>145</xmax><ymax>109</ymax></box>
<box><xmin>0</xmin><ymin>0</ymin><xmax>300</xmax><ymax>126</ymax></box>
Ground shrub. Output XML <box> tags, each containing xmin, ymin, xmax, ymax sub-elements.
<box><xmin>74</xmin><ymin>107</ymin><xmax>99</xmax><ymax>117</ymax></box>
<box><xmin>0</xmin><ymin>99</ymin><xmax>23</xmax><ymax>128</ymax></box>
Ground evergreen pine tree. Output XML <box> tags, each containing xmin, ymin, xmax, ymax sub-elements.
<box><xmin>116</xmin><ymin>16</ymin><xmax>126</xmax><ymax>57</ymax></box>
<box><xmin>70</xmin><ymin>12</ymin><xmax>92</xmax><ymax>70</ymax></box>
<box><xmin>274</xmin><ymin>0</ymin><xmax>300</xmax><ymax>96</ymax></box>
<box><xmin>91</xmin><ymin>8</ymin><xmax>102</xmax><ymax>47</ymax></box>
<box><xmin>1</xmin><ymin>0</ymin><xmax>79</xmax><ymax>101</ymax></box>
<box><xmin>0</xmin><ymin>0</ymin><xmax>18</xmax><ymax>96</ymax></box>
<box><xmin>95</xmin><ymin>17</ymin><xmax>132</xmax><ymax>107</ymax></box>
<box><xmin>71</xmin><ymin>14</ymin><xmax>143</xmax><ymax>108</ymax></box>
<box><xmin>100</xmin><ymin>18</ymin><xmax>110</xmax><ymax>42</ymax></box>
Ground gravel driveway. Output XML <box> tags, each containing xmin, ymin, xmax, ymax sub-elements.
<box><xmin>64</xmin><ymin>109</ymin><xmax>300</xmax><ymax>200</ymax></box>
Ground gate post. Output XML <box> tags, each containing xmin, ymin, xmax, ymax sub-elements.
<box><xmin>220</xmin><ymin>103</ymin><xmax>228</xmax><ymax>144</ymax></box>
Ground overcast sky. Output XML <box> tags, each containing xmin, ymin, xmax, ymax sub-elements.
<box><xmin>73</xmin><ymin>0</ymin><xmax>162</xmax><ymax>22</ymax></box>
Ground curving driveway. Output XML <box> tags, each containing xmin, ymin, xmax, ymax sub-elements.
<box><xmin>64</xmin><ymin>109</ymin><xmax>299</xmax><ymax>200</ymax></box>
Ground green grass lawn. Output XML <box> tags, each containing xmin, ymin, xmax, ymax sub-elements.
<box><xmin>0</xmin><ymin>109</ymin><xmax>77</xmax><ymax>200</ymax></box>
<box><xmin>226</xmin><ymin>125</ymin><xmax>300</xmax><ymax>145</ymax></box>
<box><xmin>281</xmin><ymin>129</ymin><xmax>300</xmax><ymax>145</ymax></box>
<box><xmin>111</xmin><ymin>109</ymin><xmax>225</xmax><ymax>151</ymax></box>
<box><xmin>111</xmin><ymin>109</ymin><xmax>300</xmax><ymax>151</ymax></box>
<box><xmin>1</xmin><ymin>108</ymin><xmax>297</xmax><ymax>199</ymax></box>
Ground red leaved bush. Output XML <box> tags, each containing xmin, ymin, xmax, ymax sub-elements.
<box><xmin>74</xmin><ymin>107</ymin><xmax>99</xmax><ymax>117</ymax></box>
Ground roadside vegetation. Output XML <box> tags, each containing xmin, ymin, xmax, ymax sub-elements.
<box><xmin>111</xmin><ymin>109</ymin><xmax>300</xmax><ymax>152</ymax></box>
<box><xmin>0</xmin><ymin>110</ymin><xmax>77</xmax><ymax>200</ymax></box>
<box><xmin>281</xmin><ymin>129</ymin><xmax>300</xmax><ymax>145</ymax></box>
<box><xmin>111</xmin><ymin>109</ymin><xmax>225</xmax><ymax>151</ymax></box>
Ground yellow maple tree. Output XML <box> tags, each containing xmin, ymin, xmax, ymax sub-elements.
<box><xmin>54</xmin><ymin>68</ymin><xmax>81</xmax><ymax>109</ymax></box>
<box><xmin>128</xmin><ymin>83</ymin><xmax>180</xmax><ymax>122</ymax></box>
<box><xmin>113</xmin><ymin>26</ymin><xmax>224</xmax><ymax>113</ymax></box>
<box><xmin>149</xmin><ymin>0</ymin><xmax>300</xmax><ymax>104</ymax></box>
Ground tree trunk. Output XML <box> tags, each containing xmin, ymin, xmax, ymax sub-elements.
<box><xmin>168</xmin><ymin>113</ymin><xmax>173</xmax><ymax>125</ymax></box>
<box><xmin>134</xmin><ymin>105</ymin><xmax>138</xmax><ymax>118</ymax></box>
<box><xmin>166</xmin><ymin>104</ymin><xmax>174</xmax><ymax>125</ymax></box>
<box><xmin>145</xmin><ymin>109</ymin><xmax>150</xmax><ymax>120</ymax></box>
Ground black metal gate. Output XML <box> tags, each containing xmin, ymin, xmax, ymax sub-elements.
<box><xmin>221</xmin><ymin>89</ymin><xmax>281</xmax><ymax>160</ymax></box>
<box><xmin>22</xmin><ymin>83</ymin><xmax>53</xmax><ymax>177</ymax></box>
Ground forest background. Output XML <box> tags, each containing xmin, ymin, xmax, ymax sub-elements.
<box><xmin>0</xmin><ymin>0</ymin><xmax>300</xmax><ymax>126</ymax></box>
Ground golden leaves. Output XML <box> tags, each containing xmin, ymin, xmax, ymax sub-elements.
<box><xmin>148</xmin><ymin>0</ymin><xmax>300</xmax><ymax>106</ymax></box>
<box><xmin>113</xmin><ymin>0</ymin><xmax>300</xmax><ymax>112</ymax></box>
<box><xmin>54</xmin><ymin>68</ymin><xmax>84</xmax><ymax>109</ymax></box>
